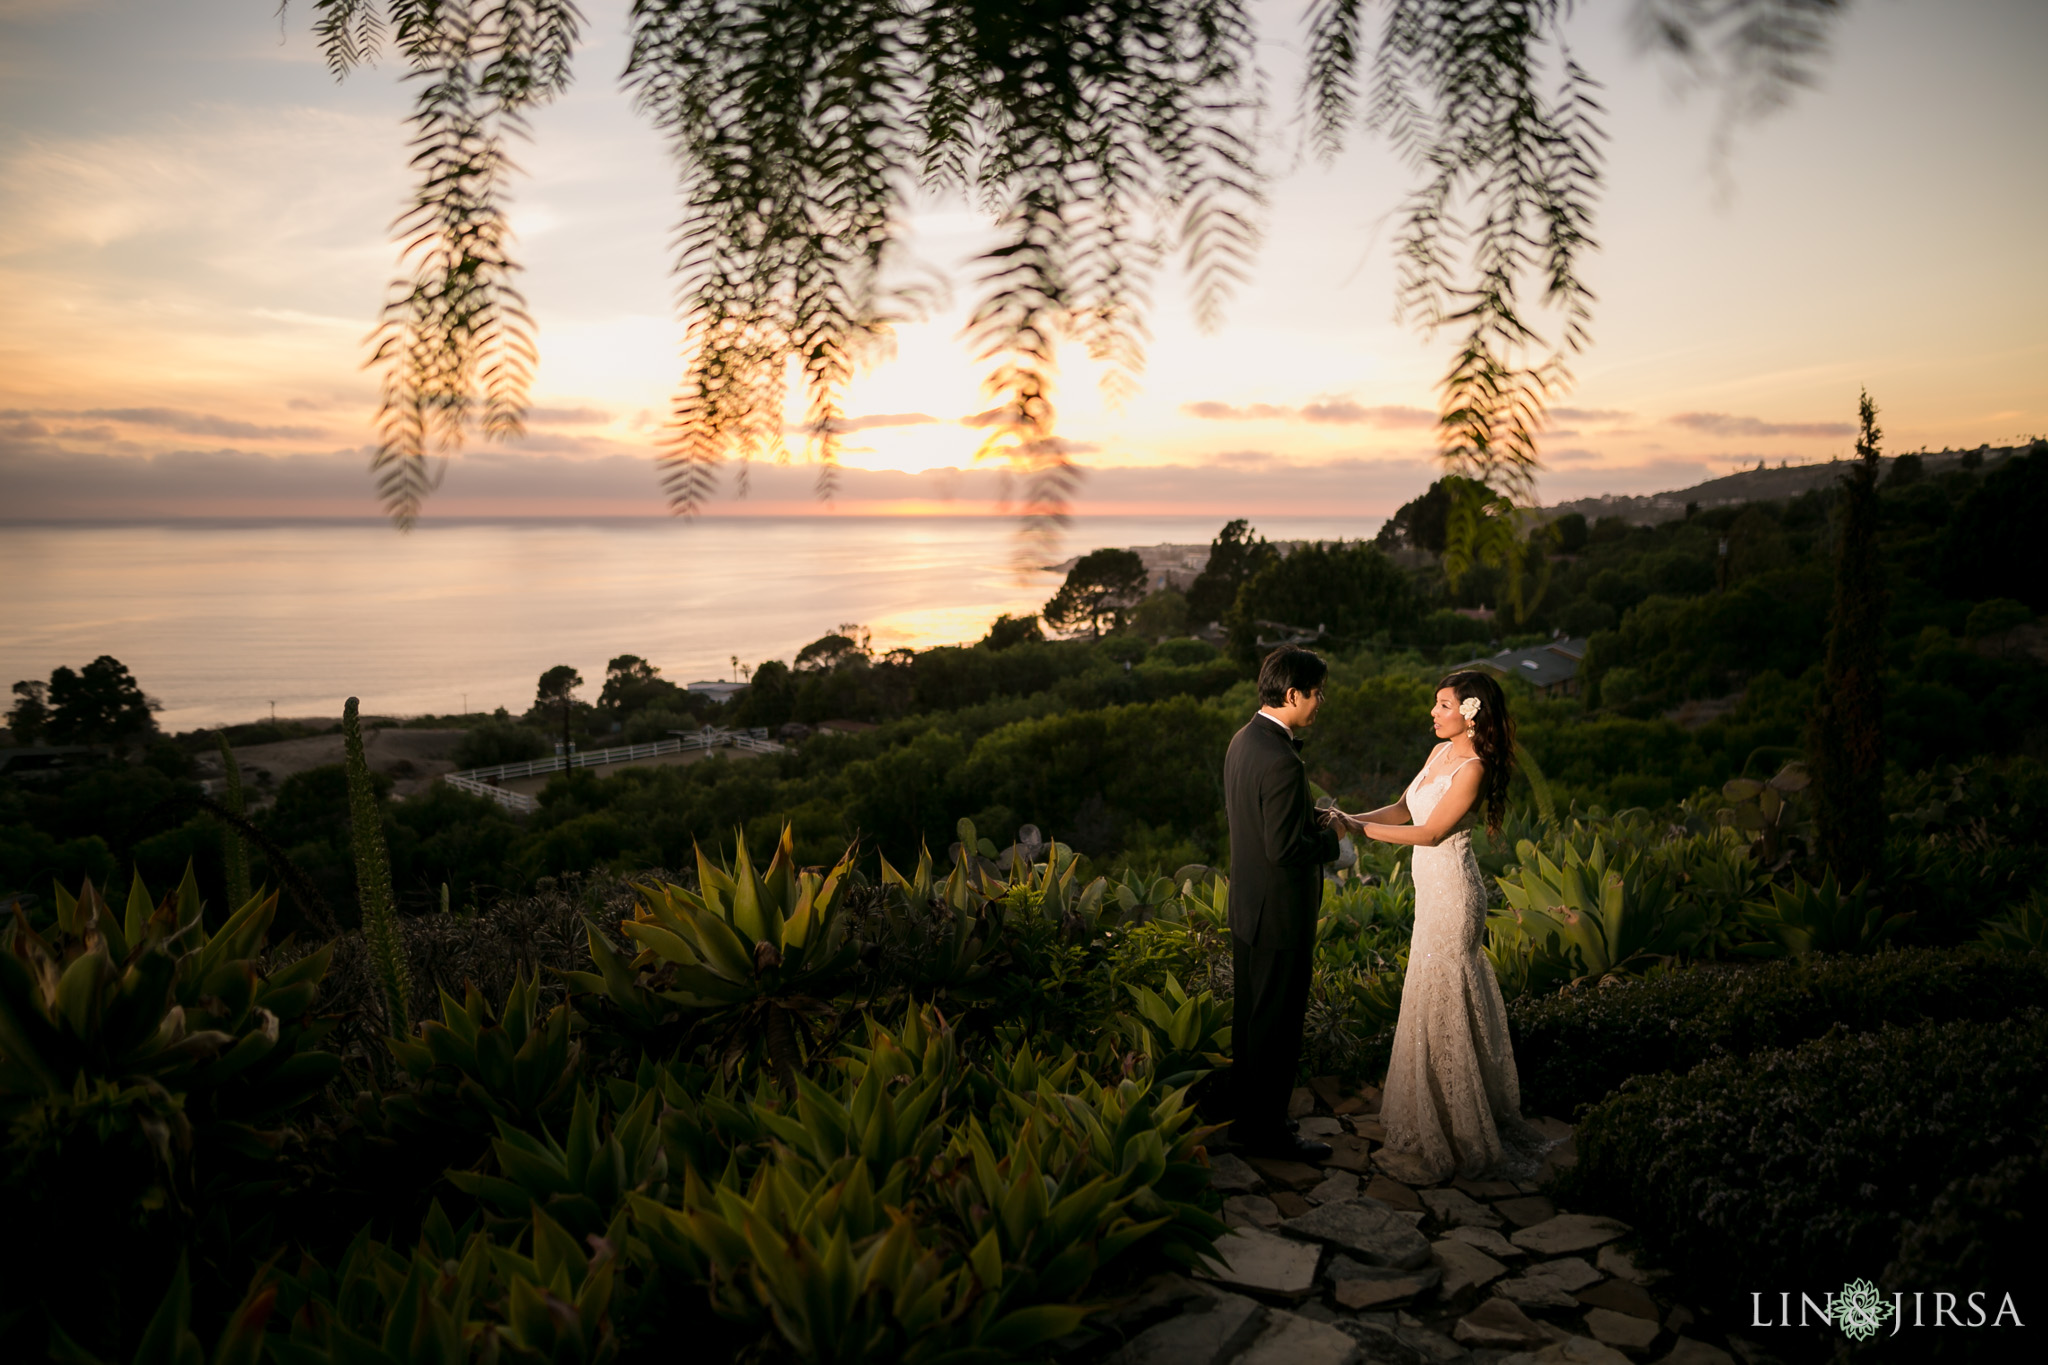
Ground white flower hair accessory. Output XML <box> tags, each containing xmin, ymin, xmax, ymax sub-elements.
<box><xmin>1459</xmin><ymin>696</ymin><xmax>1482</xmax><ymax>726</ymax></box>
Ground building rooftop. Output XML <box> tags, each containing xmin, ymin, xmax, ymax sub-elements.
<box><xmin>1453</xmin><ymin>637</ymin><xmax>1590</xmax><ymax>692</ymax></box>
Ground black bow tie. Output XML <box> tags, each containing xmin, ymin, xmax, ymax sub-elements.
<box><xmin>1290</xmin><ymin>737</ymin><xmax>1305</xmax><ymax>753</ymax></box>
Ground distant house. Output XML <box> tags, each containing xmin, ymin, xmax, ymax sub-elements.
<box><xmin>685</xmin><ymin>681</ymin><xmax>749</xmax><ymax>703</ymax></box>
<box><xmin>1452</xmin><ymin>637</ymin><xmax>1590</xmax><ymax>697</ymax></box>
<box><xmin>814</xmin><ymin>719</ymin><xmax>879</xmax><ymax>736</ymax></box>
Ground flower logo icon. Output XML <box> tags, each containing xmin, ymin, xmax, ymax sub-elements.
<box><xmin>1833</xmin><ymin>1279</ymin><xmax>1896</xmax><ymax>1341</ymax></box>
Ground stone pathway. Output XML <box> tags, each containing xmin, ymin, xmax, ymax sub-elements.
<box><xmin>1059</xmin><ymin>1080</ymin><xmax>1760</xmax><ymax>1365</ymax></box>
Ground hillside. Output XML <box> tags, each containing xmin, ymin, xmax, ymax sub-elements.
<box><xmin>1538</xmin><ymin>442</ymin><xmax>2030</xmax><ymax>526</ymax></box>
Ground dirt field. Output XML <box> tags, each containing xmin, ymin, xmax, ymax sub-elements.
<box><xmin>194</xmin><ymin>728</ymin><xmax>467</xmax><ymax>801</ymax></box>
<box><xmin>192</xmin><ymin>728</ymin><xmax>777</xmax><ymax>803</ymax></box>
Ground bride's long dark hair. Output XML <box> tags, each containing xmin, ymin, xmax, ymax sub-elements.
<box><xmin>1439</xmin><ymin>670</ymin><xmax>1514</xmax><ymax>836</ymax></box>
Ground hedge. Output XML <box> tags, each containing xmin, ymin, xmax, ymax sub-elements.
<box><xmin>1564</xmin><ymin>1011</ymin><xmax>2048</xmax><ymax>1316</ymax></box>
<box><xmin>1506</xmin><ymin>947</ymin><xmax>2048</xmax><ymax>1116</ymax></box>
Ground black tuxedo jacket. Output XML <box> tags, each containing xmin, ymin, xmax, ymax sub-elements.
<box><xmin>1224</xmin><ymin>715</ymin><xmax>1339</xmax><ymax>949</ymax></box>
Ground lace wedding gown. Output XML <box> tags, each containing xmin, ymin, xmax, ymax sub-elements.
<box><xmin>1380</xmin><ymin>744</ymin><xmax>1556</xmax><ymax>1182</ymax></box>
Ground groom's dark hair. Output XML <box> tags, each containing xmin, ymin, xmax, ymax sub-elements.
<box><xmin>1257</xmin><ymin>646</ymin><xmax>1328</xmax><ymax>706</ymax></box>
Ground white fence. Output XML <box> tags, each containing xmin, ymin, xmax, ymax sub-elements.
<box><xmin>438</xmin><ymin>727</ymin><xmax>785</xmax><ymax>815</ymax></box>
<box><xmin>443</xmin><ymin>771</ymin><xmax>540</xmax><ymax>813</ymax></box>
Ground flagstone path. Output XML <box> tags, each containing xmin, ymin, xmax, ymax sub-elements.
<box><xmin>1059</xmin><ymin>1079</ymin><xmax>1778</xmax><ymax>1365</ymax></box>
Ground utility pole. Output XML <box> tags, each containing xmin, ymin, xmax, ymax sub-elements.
<box><xmin>462</xmin><ymin>692</ymin><xmax>468</xmax><ymax>716</ymax></box>
<box><xmin>268</xmin><ymin>700</ymin><xmax>276</xmax><ymax>725</ymax></box>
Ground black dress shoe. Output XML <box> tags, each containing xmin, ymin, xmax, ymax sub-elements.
<box><xmin>1243</xmin><ymin>1132</ymin><xmax>1332</xmax><ymax>1162</ymax></box>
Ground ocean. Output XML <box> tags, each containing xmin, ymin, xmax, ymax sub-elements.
<box><xmin>1</xmin><ymin>515</ymin><xmax>1378</xmax><ymax>731</ymax></box>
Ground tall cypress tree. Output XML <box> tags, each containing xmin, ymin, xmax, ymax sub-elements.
<box><xmin>1810</xmin><ymin>390</ymin><xmax>1888</xmax><ymax>887</ymax></box>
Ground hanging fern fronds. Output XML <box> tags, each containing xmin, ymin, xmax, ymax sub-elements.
<box><xmin>627</xmin><ymin>0</ymin><xmax>916</xmax><ymax>515</ymax></box>
<box><xmin>1632</xmin><ymin>0</ymin><xmax>1850</xmax><ymax>124</ymax></box>
<box><xmin>295</xmin><ymin>0</ymin><xmax>1847</xmax><ymax>530</ymax></box>
<box><xmin>314</xmin><ymin>0</ymin><xmax>581</xmax><ymax>528</ymax></box>
<box><xmin>312</xmin><ymin>0</ymin><xmax>386</xmax><ymax>78</ymax></box>
<box><xmin>1342</xmin><ymin>0</ymin><xmax>1606</xmax><ymax>503</ymax></box>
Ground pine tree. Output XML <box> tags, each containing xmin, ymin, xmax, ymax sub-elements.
<box><xmin>1809</xmin><ymin>390</ymin><xmax>1888</xmax><ymax>888</ymax></box>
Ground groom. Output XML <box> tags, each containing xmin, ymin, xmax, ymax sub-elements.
<box><xmin>1224</xmin><ymin>645</ymin><xmax>1341</xmax><ymax>1159</ymax></box>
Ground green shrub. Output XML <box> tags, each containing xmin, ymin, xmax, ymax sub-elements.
<box><xmin>452</xmin><ymin>717</ymin><xmax>552</xmax><ymax>770</ymax></box>
<box><xmin>622</xmin><ymin>705</ymin><xmax>699</xmax><ymax>744</ymax></box>
<box><xmin>1565</xmin><ymin>1011</ymin><xmax>2048</xmax><ymax>1311</ymax></box>
<box><xmin>1564</xmin><ymin>1015</ymin><xmax>2048</xmax><ymax>1301</ymax></box>
<box><xmin>1147</xmin><ymin>636</ymin><xmax>1219</xmax><ymax>667</ymax></box>
<box><xmin>1508</xmin><ymin>946</ymin><xmax>2048</xmax><ymax>1116</ymax></box>
<box><xmin>1882</xmin><ymin>1149</ymin><xmax>2046</xmax><ymax>1357</ymax></box>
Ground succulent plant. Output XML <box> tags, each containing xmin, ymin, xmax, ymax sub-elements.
<box><xmin>342</xmin><ymin>696</ymin><xmax>411</xmax><ymax>1036</ymax></box>
<box><xmin>874</xmin><ymin>831</ymin><xmax>1006</xmax><ymax>994</ymax></box>
<box><xmin>449</xmin><ymin>1086</ymin><xmax>668</xmax><ymax>1242</ymax></box>
<box><xmin>1</xmin><ymin>867</ymin><xmax>338</xmax><ymax>1355</ymax></box>
<box><xmin>628</xmin><ymin>1006</ymin><xmax>1219</xmax><ymax>1365</ymax></box>
<box><xmin>382</xmin><ymin>968</ymin><xmax>580</xmax><ymax>1139</ymax></box>
<box><xmin>263</xmin><ymin>1206</ymin><xmax>621</xmax><ymax>1364</ymax></box>
<box><xmin>1737</xmin><ymin>867</ymin><xmax>1906</xmax><ymax>958</ymax></box>
<box><xmin>1118</xmin><ymin>973</ymin><xmax>1231</xmax><ymax>1087</ymax></box>
<box><xmin>1495</xmin><ymin>831</ymin><xmax>1695</xmax><ymax>985</ymax></box>
<box><xmin>1</xmin><ymin>867</ymin><xmax>339</xmax><ymax>1136</ymax></box>
<box><xmin>571</xmin><ymin>824</ymin><xmax>858</xmax><ymax>1093</ymax></box>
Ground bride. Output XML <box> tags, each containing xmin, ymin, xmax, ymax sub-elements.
<box><xmin>1329</xmin><ymin>670</ymin><xmax>1554</xmax><ymax>1182</ymax></box>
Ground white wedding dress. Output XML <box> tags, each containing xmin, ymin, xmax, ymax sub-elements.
<box><xmin>1379</xmin><ymin>743</ymin><xmax>1556</xmax><ymax>1182</ymax></box>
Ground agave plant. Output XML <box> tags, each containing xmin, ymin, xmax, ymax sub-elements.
<box><xmin>1112</xmin><ymin>869</ymin><xmax>1180</xmax><ymax>923</ymax></box>
<box><xmin>1979</xmin><ymin>894</ymin><xmax>2048</xmax><ymax>953</ymax></box>
<box><xmin>382</xmin><ymin>968</ymin><xmax>580</xmax><ymax>1138</ymax></box>
<box><xmin>1495</xmin><ymin>832</ymin><xmax>1699</xmax><ymax>985</ymax></box>
<box><xmin>576</xmin><ymin>824</ymin><xmax>857</xmax><ymax>1092</ymax></box>
<box><xmin>46</xmin><ymin>1254</ymin><xmax>274</xmax><ymax>1365</ymax></box>
<box><xmin>1118</xmin><ymin>973</ymin><xmax>1230</xmax><ymax>1087</ymax></box>
<box><xmin>0</xmin><ymin>867</ymin><xmax>338</xmax><ymax>1134</ymax></box>
<box><xmin>630</xmin><ymin>1008</ymin><xmax>1218</xmax><ymax>1365</ymax></box>
<box><xmin>874</xmin><ymin>829</ymin><xmax>1005</xmax><ymax>995</ymax></box>
<box><xmin>1737</xmin><ymin>869</ymin><xmax>1907</xmax><ymax>958</ymax></box>
<box><xmin>1</xmin><ymin>867</ymin><xmax>338</xmax><ymax>1354</ymax></box>
<box><xmin>265</xmin><ymin>1206</ymin><xmax>620</xmax><ymax>1365</ymax></box>
<box><xmin>996</xmin><ymin>842</ymin><xmax>1113</xmax><ymax>939</ymax></box>
<box><xmin>450</xmin><ymin>1087</ymin><xmax>669</xmax><ymax>1241</ymax></box>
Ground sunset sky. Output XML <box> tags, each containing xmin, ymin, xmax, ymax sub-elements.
<box><xmin>2</xmin><ymin>0</ymin><xmax>2044</xmax><ymax>522</ymax></box>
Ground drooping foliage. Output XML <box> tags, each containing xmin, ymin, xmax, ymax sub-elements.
<box><xmin>299</xmin><ymin>1</ymin><xmax>1846</xmax><ymax>528</ymax></box>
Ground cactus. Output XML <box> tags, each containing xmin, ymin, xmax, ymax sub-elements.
<box><xmin>343</xmin><ymin>697</ymin><xmax>411</xmax><ymax>1035</ymax></box>
<box><xmin>215</xmin><ymin>731</ymin><xmax>251</xmax><ymax>910</ymax></box>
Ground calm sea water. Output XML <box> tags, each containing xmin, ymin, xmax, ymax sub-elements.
<box><xmin>1</xmin><ymin>515</ymin><xmax>1377</xmax><ymax>731</ymax></box>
